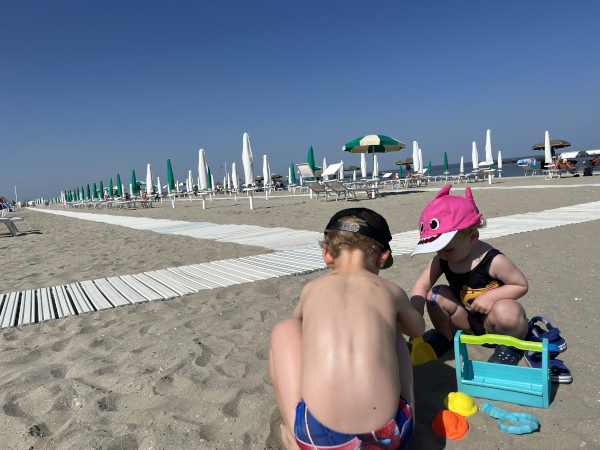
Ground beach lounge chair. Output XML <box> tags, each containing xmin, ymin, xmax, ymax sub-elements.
<box><xmin>305</xmin><ymin>181</ymin><xmax>335</xmax><ymax>201</ymax></box>
<box><xmin>1</xmin><ymin>217</ymin><xmax>24</xmax><ymax>237</ymax></box>
<box><xmin>323</xmin><ymin>180</ymin><xmax>365</xmax><ymax>201</ymax></box>
<box><xmin>518</xmin><ymin>158</ymin><xmax>538</xmax><ymax>176</ymax></box>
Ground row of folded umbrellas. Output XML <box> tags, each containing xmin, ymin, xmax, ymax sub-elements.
<box><xmin>51</xmin><ymin>131</ymin><xmax>570</xmax><ymax>203</ymax></box>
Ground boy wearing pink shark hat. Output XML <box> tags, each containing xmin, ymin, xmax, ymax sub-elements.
<box><xmin>410</xmin><ymin>185</ymin><xmax>529</xmax><ymax>365</ymax></box>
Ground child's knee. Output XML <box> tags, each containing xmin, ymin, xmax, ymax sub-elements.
<box><xmin>489</xmin><ymin>300</ymin><xmax>527</xmax><ymax>327</ymax></box>
<box><xmin>270</xmin><ymin>318</ymin><xmax>302</xmax><ymax>348</ymax></box>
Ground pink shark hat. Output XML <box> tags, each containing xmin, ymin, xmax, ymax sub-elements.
<box><xmin>411</xmin><ymin>185</ymin><xmax>482</xmax><ymax>257</ymax></box>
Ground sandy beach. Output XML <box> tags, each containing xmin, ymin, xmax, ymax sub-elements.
<box><xmin>2</xmin><ymin>175</ymin><xmax>600</xmax><ymax>449</ymax></box>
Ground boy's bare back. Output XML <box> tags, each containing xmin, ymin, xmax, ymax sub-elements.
<box><xmin>295</xmin><ymin>255</ymin><xmax>422</xmax><ymax>433</ymax></box>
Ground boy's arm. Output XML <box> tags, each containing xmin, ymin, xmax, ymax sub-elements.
<box><xmin>293</xmin><ymin>283</ymin><xmax>310</xmax><ymax>319</ymax></box>
<box><xmin>410</xmin><ymin>257</ymin><xmax>443</xmax><ymax>315</ymax></box>
<box><xmin>470</xmin><ymin>254</ymin><xmax>528</xmax><ymax>315</ymax></box>
<box><xmin>395</xmin><ymin>287</ymin><xmax>426</xmax><ymax>338</ymax></box>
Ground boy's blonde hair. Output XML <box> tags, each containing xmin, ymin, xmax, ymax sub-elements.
<box><xmin>320</xmin><ymin>208</ymin><xmax>392</xmax><ymax>263</ymax></box>
<box><xmin>320</xmin><ymin>215</ymin><xmax>385</xmax><ymax>258</ymax></box>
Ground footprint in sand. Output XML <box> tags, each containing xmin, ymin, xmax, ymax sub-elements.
<box><xmin>260</xmin><ymin>310</ymin><xmax>276</xmax><ymax>322</ymax></box>
<box><xmin>194</xmin><ymin>345</ymin><xmax>212</xmax><ymax>367</ymax></box>
<box><xmin>51</xmin><ymin>338</ymin><xmax>70</xmax><ymax>352</ymax></box>
<box><xmin>50</xmin><ymin>366</ymin><xmax>67</xmax><ymax>378</ymax></box>
<box><xmin>97</xmin><ymin>396</ymin><xmax>118</xmax><ymax>412</ymax></box>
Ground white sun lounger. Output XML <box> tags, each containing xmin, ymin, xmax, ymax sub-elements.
<box><xmin>1</xmin><ymin>217</ymin><xmax>24</xmax><ymax>236</ymax></box>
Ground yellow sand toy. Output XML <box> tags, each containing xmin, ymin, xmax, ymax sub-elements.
<box><xmin>411</xmin><ymin>337</ymin><xmax>438</xmax><ymax>366</ymax></box>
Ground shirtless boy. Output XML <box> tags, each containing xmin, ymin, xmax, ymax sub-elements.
<box><xmin>269</xmin><ymin>208</ymin><xmax>425</xmax><ymax>449</ymax></box>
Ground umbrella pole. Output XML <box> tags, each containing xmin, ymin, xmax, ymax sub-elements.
<box><xmin>249</xmin><ymin>191</ymin><xmax>254</xmax><ymax>210</ymax></box>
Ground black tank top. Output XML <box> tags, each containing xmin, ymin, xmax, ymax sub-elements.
<box><xmin>440</xmin><ymin>248</ymin><xmax>504</xmax><ymax>309</ymax></box>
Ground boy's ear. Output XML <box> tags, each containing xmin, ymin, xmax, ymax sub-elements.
<box><xmin>376</xmin><ymin>249</ymin><xmax>392</xmax><ymax>269</ymax></box>
<box><xmin>322</xmin><ymin>247</ymin><xmax>335</xmax><ymax>268</ymax></box>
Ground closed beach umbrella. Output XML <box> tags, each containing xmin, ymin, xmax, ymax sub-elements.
<box><xmin>289</xmin><ymin>163</ymin><xmax>296</xmax><ymax>184</ymax></box>
<box><xmin>460</xmin><ymin>156</ymin><xmax>465</xmax><ymax>174</ymax></box>
<box><xmin>353</xmin><ymin>170</ymin><xmax>357</xmax><ymax>181</ymax></box>
<box><xmin>92</xmin><ymin>183</ymin><xmax>97</xmax><ymax>199</ymax></box>
<box><xmin>117</xmin><ymin>173</ymin><xmax>123</xmax><ymax>196</ymax></box>
<box><xmin>131</xmin><ymin>170</ymin><xmax>137</xmax><ymax>195</ymax></box>
<box><xmin>263</xmin><ymin>155</ymin><xmax>271</xmax><ymax>185</ymax></box>
<box><xmin>109</xmin><ymin>178</ymin><xmax>113</xmax><ymax>197</ymax></box>
<box><xmin>207</xmin><ymin>166</ymin><xmax>212</xmax><ymax>189</ymax></box>
<box><xmin>483</xmin><ymin>129</ymin><xmax>494</xmax><ymax>166</ymax></box>
<box><xmin>360</xmin><ymin>153</ymin><xmax>367</xmax><ymax>178</ymax></box>
<box><xmin>167</xmin><ymin>158</ymin><xmax>175</xmax><ymax>192</ymax></box>
<box><xmin>87</xmin><ymin>184</ymin><xmax>91</xmax><ymax>200</ymax></box>
<box><xmin>418</xmin><ymin>147</ymin><xmax>424</xmax><ymax>174</ymax></box>
<box><xmin>497</xmin><ymin>151</ymin><xmax>503</xmax><ymax>177</ymax></box>
<box><xmin>146</xmin><ymin>164</ymin><xmax>153</xmax><ymax>195</ymax></box>
<box><xmin>444</xmin><ymin>152</ymin><xmax>449</xmax><ymax>172</ymax></box>
<box><xmin>472</xmin><ymin>142</ymin><xmax>479</xmax><ymax>170</ymax></box>
<box><xmin>427</xmin><ymin>160</ymin><xmax>432</xmax><ymax>174</ymax></box>
<box><xmin>198</xmin><ymin>149</ymin><xmax>209</xmax><ymax>190</ymax></box>
<box><xmin>231</xmin><ymin>162</ymin><xmax>239</xmax><ymax>190</ymax></box>
<box><xmin>412</xmin><ymin>142</ymin><xmax>420</xmax><ymax>173</ymax></box>
<box><xmin>322</xmin><ymin>157</ymin><xmax>328</xmax><ymax>180</ymax></box>
<box><xmin>398</xmin><ymin>164</ymin><xmax>403</xmax><ymax>178</ymax></box>
<box><xmin>242</xmin><ymin>133</ymin><xmax>255</xmax><ymax>186</ymax></box>
<box><xmin>544</xmin><ymin>131</ymin><xmax>553</xmax><ymax>165</ymax></box>
<box><xmin>307</xmin><ymin>146</ymin><xmax>316</xmax><ymax>177</ymax></box>
<box><xmin>81</xmin><ymin>186</ymin><xmax>85</xmax><ymax>200</ymax></box>
<box><xmin>188</xmin><ymin>170</ymin><xmax>193</xmax><ymax>192</ymax></box>
<box><xmin>100</xmin><ymin>180</ymin><xmax>104</xmax><ymax>198</ymax></box>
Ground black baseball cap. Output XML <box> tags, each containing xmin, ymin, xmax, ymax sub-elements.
<box><xmin>325</xmin><ymin>208</ymin><xmax>394</xmax><ymax>269</ymax></box>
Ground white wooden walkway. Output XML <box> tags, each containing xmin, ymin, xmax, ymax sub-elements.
<box><xmin>30</xmin><ymin>209</ymin><xmax>322</xmax><ymax>250</ymax></box>
<box><xmin>2</xmin><ymin>200</ymin><xmax>599</xmax><ymax>329</ymax></box>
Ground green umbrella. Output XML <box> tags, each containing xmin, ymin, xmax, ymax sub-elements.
<box><xmin>87</xmin><ymin>184</ymin><xmax>91</xmax><ymax>200</ymax></box>
<box><xmin>131</xmin><ymin>169</ymin><xmax>137</xmax><ymax>194</ymax></box>
<box><xmin>398</xmin><ymin>164</ymin><xmax>403</xmax><ymax>178</ymax></box>
<box><xmin>427</xmin><ymin>160</ymin><xmax>432</xmax><ymax>174</ymax></box>
<box><xmin>82</xmin><ymin>186</ymin><xmax>85</xmax><ymax>200</ymax></box>
<box><xmin>116</xmin><ymin>173</ymin><xmax>123</xmax><ymax>196</ymax></box>
<box><xmin>207</xmin><ymin>166</ymin><xmax>212</xmax><ymax>189</ymax></box>
<box><xmin>444</xmin><ymin>152</ymin><xmax>449</xmax><ymax>172</ymax></box>
<box><xmin>100</xmin><ymin>180</ymin><xmax>104</xmax><ymax>198</ymax></box>
<box><xmin>290</xmin><ymin>163</ymin><xmax>297</xmax><ymax>184</ymax></box>
<box><xmin>109</xmin><ymin>178</ymin><xmax>113</xmax><ymax>197</ymax></box>
<box><xmin>307</xmin><ymin>146</ymin><xmax>316</xmax><ymax>180</ymax></box>
<box><xmin>92</xmin><ymin>183</ymin><xmax>97</xmax><ymax>199</ymax></box>
<box><xmin>76</xmin><ymin>187</ymin><xmax>80</xmax><ymax>201</ymax></box>
<box><xmin>343</xmin><ymin>134</ymin><xmax>406</xmax><ymax>178</ymax></box>
<box><xmin>167</xmin><ymin>158</ymin><xmax>175</xmax><ymax>191</ymax></box>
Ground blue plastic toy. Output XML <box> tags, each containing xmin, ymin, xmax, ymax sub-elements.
<box><xmin>481</xmin><ymin>402</ymin><xmax>540</xmax><ymax>434</ymax></box>
<box><xmin>454</xmin><ymin>332</ymin><xmax>558</xmax><ymax>408</ymax></box>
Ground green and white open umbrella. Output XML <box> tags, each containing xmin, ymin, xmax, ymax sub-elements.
<box><xmin>343</xmin><ymin>134</ymin><xmax>405</xmax><ymax>177</ymax></box>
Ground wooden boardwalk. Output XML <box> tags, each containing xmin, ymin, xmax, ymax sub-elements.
<box><xmin>3</xmin><ymin>200</ymin><xmax>599</xmax><ymax>329</ymax></box>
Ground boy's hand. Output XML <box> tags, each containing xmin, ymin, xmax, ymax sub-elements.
<box><xmin>470</xmin><ymin>296</ymin><xmax>495</xmax><ymax>315</ymax></box>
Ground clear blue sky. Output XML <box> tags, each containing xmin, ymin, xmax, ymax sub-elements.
<box><xmin>2</xmin><ymin>1</ymin><xmax>599</xmax><ymax>201</ymax></box>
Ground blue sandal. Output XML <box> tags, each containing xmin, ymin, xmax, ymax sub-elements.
<box><xmin>524</xmin><ymin>349</ymin><xmax>572</xmax><ymax>383</ymax></box>
<box><xmin>529</xmin><ymin>316</ymin><xmax>567</xmax><ymax>353</ymax></box>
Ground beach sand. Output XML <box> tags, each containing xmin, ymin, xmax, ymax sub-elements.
<box><xmin>1</xmin><ymin>175</ymin><xmax>599</xmax><ymax>449</ymax></box>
